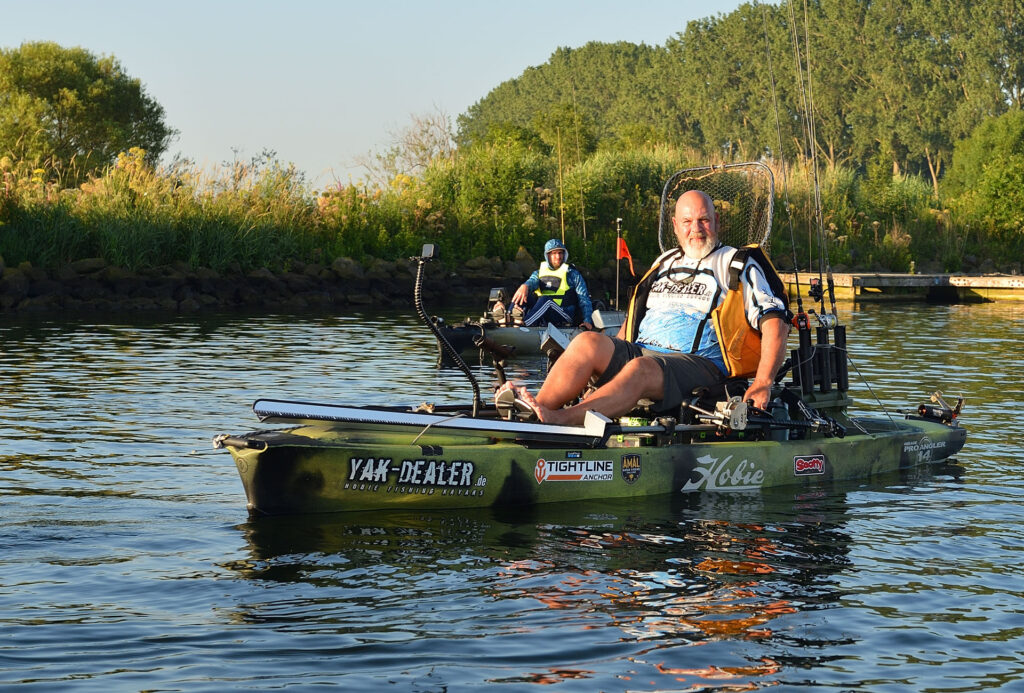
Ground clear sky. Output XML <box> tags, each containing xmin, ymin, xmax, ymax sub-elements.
<box><xmin>3</xmin><ymin>0</ymin><xmax>744</xmax><ymax>188</ymax></box>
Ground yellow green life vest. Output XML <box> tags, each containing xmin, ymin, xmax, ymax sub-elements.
<box><xmin>535</xmin><ymin>262</ymin><xmax>570</xmax><ymax>305</ymax></box>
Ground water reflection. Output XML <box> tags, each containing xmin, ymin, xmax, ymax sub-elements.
<box><xmin>225</xmin><ymin>471</ymin><xmax>982</xmax><ymax>689</ymax></box>
<box><xmin>1</xmin><ymin>302</ymin><xmax>1021</xmax><ymax>690</ymax></box>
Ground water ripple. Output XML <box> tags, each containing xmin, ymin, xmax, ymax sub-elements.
<box><xmin>1</xmin><ymin>303</ymin><xmax>1022</xmax><ymax>690</ymax></box>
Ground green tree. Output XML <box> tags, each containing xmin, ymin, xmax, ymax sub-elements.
<box><xmin>456</xmin><ymin>41</ymin><xmax>677</xmax><ymax>148</ymax></box>
<box><xmin>531</xmin><ymin>102</ymin><xmax>597</xmax><ymax>158</ymax></box>
<box><xmin>480</xmin><ymin>123</ymin><xmax>547</xmax><ymax>151</ymax></box>
<box><xmin>602</xmin><ymin>122</ymin><xmax>665</xmax><ymax>152</ymax></box>
<box><xmin>945</xmin><ymin>109</ymin><xmax>1024</xmax><ymax>232</ymax></box>
<box><xmin>667</xmin><ymin>4</ymin><xmax>787</xmax><ymax>161</ymax></box>
<box><xmin>0</xmin><ymin>41</ymin><xmax>176</xmax><ymax>183</ymax></box>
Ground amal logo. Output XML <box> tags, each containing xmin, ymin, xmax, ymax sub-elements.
<box><xmin>534</xmin><ymin>458</ymin><xmax>614</xmax><ymax>483</ymax></box>
<box><xmin>794</xmin><ymin>454</ymin><xmax>826</xmax><ymax>476</ymax></box>
<box><xmin>621</xmin><ymin>454</ymin><xmax>642</xmax><ymax>484</ymax></box>
<box><xmin>682</xmin><ymin>453</ymin><xmax>764</xmax><ymax>492</ymax></box>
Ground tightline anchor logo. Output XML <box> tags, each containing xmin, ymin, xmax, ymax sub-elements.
<box><xmin>534</xmin><ymin>458</ymin><xmax>614</xmax><ymax>483</ymax></box>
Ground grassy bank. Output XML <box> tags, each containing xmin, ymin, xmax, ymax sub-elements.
<box><xmin>2</xmin><ymin>146</ymin><xmax>1020</xmax><ymax>282</ymax></box>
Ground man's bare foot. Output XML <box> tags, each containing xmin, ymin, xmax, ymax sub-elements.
<box><xmin>513</xmin><ymin>386</ymin><xmax>552</xmax><ymax>423</ymax></box>
<box><xmin>515</xmin><ymin>386</ymin><xmax>583</xmax><ymax>425</ymax></box>
<box><xmin>496</xmin><ymin>382</ymin><xmax>562</xmax><ymax>422</ymax></box>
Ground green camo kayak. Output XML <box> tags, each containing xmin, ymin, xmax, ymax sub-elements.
<box><xmin>215</xmin><ymin>388</ymin><xmax>966</xmax><ymax>515</ymax></box>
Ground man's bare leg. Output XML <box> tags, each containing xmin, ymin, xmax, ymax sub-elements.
<box><xmin>534</xmin><ymin>331</ymin><xmax>617</xmax><ymax>410</ymax></box>
<box><xmin>521</xmin><ymin>356</ymin><xmax>665</xmax><ymax>426</ymax></box>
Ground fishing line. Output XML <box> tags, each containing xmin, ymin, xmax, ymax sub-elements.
<box><xmin>797</xmin><ymin>0</ymin><xmax>829</xmax><ymax>310</ymax></box>
<box><xmin>759</xmin><ymin>1</ymin><xmax>805</xmax><ymax>317</ymax></box>
<box><xmin>571</xmin><ymin>78</ymin><xmax>587</xmax><ymax>242</ymax></box>
<box><xmin>801</xmin><ymin>0</ymin><xmax>838</xmax><ymax>318</ymax></box>
<box><xmin>785</xmin><ymin>0</ymin><xmax>812</xmax><ymax>281</ymax></box>
<box><xmin>786</xmin><ymin>0</ymin><xmax>827</xmax><ymax>314</ymax></box>
<box><xmin>555</xmin><ymin>127</ymin><xmax>566</xmax><ymax>243</ymax></box>
<box><xmin>775</xmin><ymin>0</ymin><xmax>893</xmax><ymax>418</ymax></box>
<box><xmin>843</xmin><ymin>351</ymin><xmax>900</xmax><ymax>430</ymax></box>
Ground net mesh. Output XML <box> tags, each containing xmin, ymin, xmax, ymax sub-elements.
<box><xmin>658</xmin><ymin>162</ymin><xmax>775</xmax><ymax>253</ymax></box>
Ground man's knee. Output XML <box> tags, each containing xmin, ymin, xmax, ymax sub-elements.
<box><xmin>568</xmin><ymin>330</ymin><xmax>611</xmax><ymax>355</ymax></box>
<box><xmin>617</xmin><ymin>356</ymin><xmax>665</xmax><ymax>395</ymax></box>
<box><xmin>622</xmin><ymin>354</ymin><xmax>664</xmax><ymax>379</ymax></box>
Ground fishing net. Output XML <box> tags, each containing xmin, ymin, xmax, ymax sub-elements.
<box><xmin>658</xmin><ymin>162</ymin><xmax>775</xmax><ymax>253</ymax></box>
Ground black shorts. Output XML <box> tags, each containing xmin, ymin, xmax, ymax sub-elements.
<box><xmin>592</xmin><ymin>338</ymin><xmax>725</xmax><ymax>412</ymax></box>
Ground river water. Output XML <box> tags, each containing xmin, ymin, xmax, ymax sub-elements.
<box><xmin>1</xmin><ymin>301</ymin><xmax>1022</xmax><ymax>691</ymax></box>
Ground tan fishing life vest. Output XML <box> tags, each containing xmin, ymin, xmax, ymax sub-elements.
<box><xmin>711</xmin><ymin>245</ymin><xmax>789</xmax><ymax>378</ymax></box>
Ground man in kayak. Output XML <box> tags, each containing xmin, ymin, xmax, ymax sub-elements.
<box><xmin>509</xmin><ymin>238</ymin><xmax>594</xmax><ymax>330</ymax></box>
<box><xmin>498</xmin><ymin>190</ymin><xmax>790</xmax><ymax>425</ymax></box>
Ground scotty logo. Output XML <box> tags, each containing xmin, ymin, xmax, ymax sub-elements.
<box><xmin>793</xmin><ymin>454</ymin><xmax>825</xmax><ymax>476</ymax></box>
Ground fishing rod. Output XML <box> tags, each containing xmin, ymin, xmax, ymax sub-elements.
<box><xmin>791</xmin><ymin>0</ymin><xmax>847</xmax><ymax>397</ymax></box>
<box><xmin>802</xmin><ymin>0</ymin><xmax>838</xmax><ymax>322</ymax></box>
<box><xmin>757</xmin><ymin>0</ymin><xmax>850</xmax><ymax>398</ymax></box>
<box><xmin>760</xmin><ymin>2</ymin><xmax>804</xmax><ymax>318</ymax></box>
<box><xmin>614</xmin><ymin>217</ymin><xmax>622</xmax><ymax>310</ymax></box>
<box><xmin>571</xmin><ymin>78</ymin><xmax>587</xmax><ymax>242</ymax></box>
<box><xmin>761</xmin><ymin>1</ymin><xmax>815</xmax><ymax>394</ymax></box>
<box><xmin>787</xmin><ymin>0</ymin><xmax>838</xmax><ymax>319</ymax></box>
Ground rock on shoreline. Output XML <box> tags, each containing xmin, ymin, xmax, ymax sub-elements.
<box><xmin>0</xmin><ymin>254</ymin><xmax>620</xmax><ymax>315</ymax></box>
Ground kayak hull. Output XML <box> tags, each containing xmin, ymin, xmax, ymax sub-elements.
<box><xmin>219</xmin><ymin>401</ymin><xmax>966</xmax><ymax>515</ymax></box>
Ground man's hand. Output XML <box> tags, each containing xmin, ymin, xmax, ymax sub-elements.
<box><xmin>744</xmin><ymin>315</ymin><xmax>790</xmax><ymax>409</ymax></box>
<box><xmin>512</xmin><ymin>284</ymin><xmax>529</xmax><ymax>306</ymax></box>
<box><xmin>743</xmin><ymin>381</ymin><xmax>773</xmax><ymax>410</ymax></box>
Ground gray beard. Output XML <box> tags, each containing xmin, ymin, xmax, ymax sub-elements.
<box><xmin>682</xmin><ymin>236</ymin><xmax>717</xmax><ymax>260</ymax></box>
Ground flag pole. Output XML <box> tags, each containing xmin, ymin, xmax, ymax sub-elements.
<box><xmin>615</xmin><ymin>217</ymin><xmax>622</xmax><ymax>310</ymax></box>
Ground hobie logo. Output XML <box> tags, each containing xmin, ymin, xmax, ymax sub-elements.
<box><xmin>794</xmin><ymin>454</ymin><xmax>825</xmax><ymax>476</ymax></box>
<box><xmin>681</xmin><ymin>454</ymin><xmax>764</xmax><ymax>492</ymax></box>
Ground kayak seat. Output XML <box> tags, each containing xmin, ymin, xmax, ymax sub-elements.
<box><xmin>702</xmin><ymin>377</ymin><xmax>751</xmax><ymax>402</ymax></box>
<box><xmin>678</xmin><ymin>377</ymin><xmax>750</xmax><ymax>421</ymax></box>
<box><xmin>633</xmin><ymin>377</ymin><xmax>749</xmax><ymax>423</ymax></box>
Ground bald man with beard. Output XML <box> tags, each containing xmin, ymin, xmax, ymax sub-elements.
<box><xmin>498</xmin><ymin>190</ymin><xmax>790</xmax><ymax>426</ymax></box>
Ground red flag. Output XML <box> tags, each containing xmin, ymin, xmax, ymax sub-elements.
<box><xmin>616</xmin><ymin>237</ymin><xmax>635</xmax><ymax>276</ymax></box>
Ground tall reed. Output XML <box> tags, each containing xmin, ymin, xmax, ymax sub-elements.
<box><xmin>0</xmin><ymin>146</ymin><xmax>1014</xmax><ymax>277</ymax></box>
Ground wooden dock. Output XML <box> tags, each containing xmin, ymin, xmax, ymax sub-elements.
<box><xmin>779</xmin><ymin>272</ymin><xmax>1024</xmax><ymax>302</ymax></box>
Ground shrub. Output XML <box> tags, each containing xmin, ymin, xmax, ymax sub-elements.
<box><xmin>946</xmin><ymin>110</ymin><xmax>1024</xmax><ymax>234</ymax></box>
